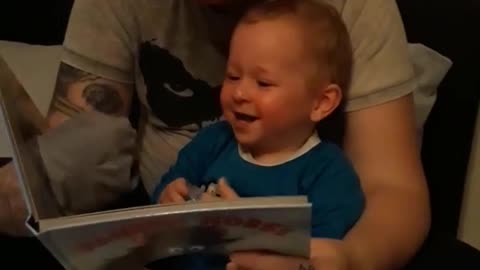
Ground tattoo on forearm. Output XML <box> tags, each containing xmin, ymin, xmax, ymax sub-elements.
<box><xmin>82</xmin><ymin>83</ymin><xmax>124</xmax><ymax>114</ymax></box>
<box><xmin>49</xmin><ymin>63</ymin><xmax>126</xmax><ymax>116</ymax></box>
<box><xmin>298</xmin><ymin>264</ymin><xmax>315</xmax><ymax>270</ymax></box>
<box><xmin>54</xmin><ymin>63</ymin><xmax>99</xmax><ymax>98</ymax></box>
<box><xmin>51</xmin><ymin>96</ymin><xmax>84</xmax><ymax>118</ymax></box>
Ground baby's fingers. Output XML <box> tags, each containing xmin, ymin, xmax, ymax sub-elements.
<box><xmin>217</xmin><ymin>178</ymin><xmax>239</xmax><ymax>200</ymax></box>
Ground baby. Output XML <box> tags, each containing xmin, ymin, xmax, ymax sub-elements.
<box><xmin>152</xmin><ymin>0</ymin><xmax>364</xmax><ymax>268</ymax></box>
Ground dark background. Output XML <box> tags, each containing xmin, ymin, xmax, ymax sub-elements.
<box><xmin>0</xmin><ymin>0</ymin><xmax>479</xmax><ymax>243</ymax></box>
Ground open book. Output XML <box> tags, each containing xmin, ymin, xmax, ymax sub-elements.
<box><xmin>0</xmin><ymin>56</ymin><xmax>312</xmax><ymax>269</ymax></box>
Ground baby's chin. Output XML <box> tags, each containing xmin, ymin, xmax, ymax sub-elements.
<box><xmin>233</xmin><ymin>135</ymin><xmax>257</xmax><ymax>149</ymax></box>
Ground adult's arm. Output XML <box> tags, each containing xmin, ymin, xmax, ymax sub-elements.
<box><xmin>342</xmin><ymin>93</ymin><xmax>430</xmax><ymax>270</ymax></box>
<box><xmin>47</xmin><ymin>0</ymin><xmax>139</xmax><ymax>124</ymax></box>
<box><xmin>334</xmin><ymin>0</ymin><xmax>431</xmax><ymax>265</ymax></box>
<box><xmin>0</xmin><ymin>63</ymin><xmax>135</xmax><ymax>234</ymax></box>
<box><xmin>47</xmin><ymin>62</ymin><xmax>133</xmax><ymax>126</ymax></box>
<box><xmin>228</xmin><ymin>94</ymin><xmax>430</xmax><ymax>270</ymax></box>
<box><xmin>0</xmin><ymin>0</ymin><xmax>138</xmax><ymax>235</ymax></box>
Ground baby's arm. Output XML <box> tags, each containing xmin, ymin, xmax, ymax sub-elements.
<box><xmin>305</xmin><ymin>146</ymin><xmax>365</xmax><ymax>240</ymax></box>
<box><xmin>151</xmin><ymin>141</ymin><xmax>209</xmax><ymax>203</ymax></box>
<box><xmin>151</xmin><ymin>122</ymin><xmax>231</xmax><ymax>203</ymax></box>
<box><xmin>156</xmin><ymin>178</ymin><xmax>191</xmax><ymax>204</ymax></box>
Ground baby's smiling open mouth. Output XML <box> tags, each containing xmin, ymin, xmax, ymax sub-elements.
<box><xmin>234</xmin><ymin>112</ymin><xmax>258</xmax><ymax>122</ymax></box>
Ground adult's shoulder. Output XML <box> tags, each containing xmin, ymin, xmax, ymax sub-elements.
<box><xmin>62</xmin><ymin>0</ymin><xmax>180</xmax><ymax>83</ymax></box>
<box><xmin>325</xmin><ymin>0</ymin><xmax>417</xmax><ymax>112</ymax></box>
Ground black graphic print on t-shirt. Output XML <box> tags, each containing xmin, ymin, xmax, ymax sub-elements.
<box><xmin>139</xmin><ymin>41</ymin><xmax>222</xmax><ymax>129</ymax></box>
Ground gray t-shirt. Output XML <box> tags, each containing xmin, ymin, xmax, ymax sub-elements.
<box><xmin>62</xmin><ymin>0</ymin><xmax>416</xmax><ymax>193</ymax></box>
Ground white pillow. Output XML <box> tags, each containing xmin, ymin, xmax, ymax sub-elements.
<box><xmin>0</xmin><ymin>41</ymin><xmax>62</xmax><ymax>115</ymax></box>
<box><xmin>408</xmin><ymin>43</ymin><xmax>453</xmax><ymax>144</ymax></box>
<box><xmin>0</xmin><ymin>41</ymin><xmax>62</xmax><ymax>156</ymax></box>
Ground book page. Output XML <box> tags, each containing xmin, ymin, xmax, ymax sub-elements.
<box><xmin>0</xmin><ymin>56</ymin><xmax>62</xmax><ymax>223</ymax></box>
<box><xmin>39</xmin><ymin>196</ymin><xmax>309</xmax><ymax>229</ymax></box>
<box><xmin>38</xmin><ymin>197</ymin><xmax>311</xmax><ymax>270</ymax></box>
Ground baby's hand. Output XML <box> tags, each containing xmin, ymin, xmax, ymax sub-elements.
<box><xmin>158</xmin><ymin>178</ymin><xmax>190</xmax><ymax>204</ymax></box>
<box><xmin>200</xmin><ymin>178</ymin><xmax>239</xmax><ymax>202</ymax></box>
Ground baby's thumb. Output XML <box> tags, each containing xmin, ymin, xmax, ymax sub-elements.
<box><xmin>217</xmin><ymin>178</ymin><xmax>239</xmax><ymax>199</ymax></box>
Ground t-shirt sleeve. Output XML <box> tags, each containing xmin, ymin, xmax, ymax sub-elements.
<box><xmin>61</xmin><ymin>0</ymin><xmax>138</xmax><ymax>83</ymax></box>
<box><xmin>303</xmin><ymin>145</ymin><xmax>365</xmax><ymax>239</ymax></box>
<box><xmin>151</xmin><ymin>122</ymin><xmax>233</xmax><ymax>202</ymax></box>
<box><xmin>340</xmin><ymin>0</ymin><xmax>417</xmax><ymax>111</ymax></box>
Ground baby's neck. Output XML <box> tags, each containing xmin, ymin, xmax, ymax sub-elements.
<box><xmin>241</xmin><ymin>132</ymin><xmax>319</xmax><ymax>166</ymax></box>
<box><xmin>251</xmin><ymin>146</ymin><xmax>304</xmax><ymax>165</ymax></box>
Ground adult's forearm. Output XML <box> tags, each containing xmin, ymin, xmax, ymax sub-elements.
<box><xmin>0</xmin><ymin>163</ymin><xmax>29</xmax><ymax>236</ymax></box>
<box><xmin>47</xmin><ymin>62</ymin><xmax>133</xmax><ymax>129</ymax></box>
<box><xmin>344</xmin><ymin>185</ymin><xmax>430</xmax><ymax>270</ymax></box>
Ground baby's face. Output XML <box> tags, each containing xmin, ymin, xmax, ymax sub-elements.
<box><xmin>194</xmin><ymin>0</ymin><xmax>256</xmax><ymax>7</ymax></box>
<box><xmin>220</xmin><ymin>17</ymin><xmax>323</xmax><ymax>151</ymax></box>
<box><xmin>195</xmin><ymin>0</ymin><xmax>229</xmax><ymax>4</ymax></box>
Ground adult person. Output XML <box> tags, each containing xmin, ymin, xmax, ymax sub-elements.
<box><xmin>0</xmin><ymin>0</ymin><xmax>430</xmax><ymax>269</ymax></box>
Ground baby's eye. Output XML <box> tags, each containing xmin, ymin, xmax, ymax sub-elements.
<box><xmin>257</xmin><ymin>80</ymin><xmax>273</xmax><ymax>88</ymax></box>
<box><xmin>226</xmin><ymin>73</ymin><xmax>240</xmax><ymax>81</ymax></box>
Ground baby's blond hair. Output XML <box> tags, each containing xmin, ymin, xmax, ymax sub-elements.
<box><xmin>240</xmin><ymin>0</ymin><xmax>353</xmax><ymax>93</ymax></box>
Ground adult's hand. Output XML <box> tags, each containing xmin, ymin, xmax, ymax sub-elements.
<box><xmin>0</xmin><ymin>111</ymin><xmax>137</xmax><ymax>235</ymax></box>
<box><xmin>228</xmin><ymin>239</ymin><xmax>351</xmax><ymax>270</ymax></box>
<box><xmin>227</xmin><ymin>251</ymin><xmax>310</xmax><ymax>270</ymax></box>
<box><xmin>37</xmin><ymin>111</ymin><xmax>137</xmax><ymax>214</ymax></box>
<box><xmin>0</xmin><ymin>163</ymin><xmax>30</xmax><ymax>236</ymax></box>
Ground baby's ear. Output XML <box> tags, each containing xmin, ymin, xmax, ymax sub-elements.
<box><xmin>310</xmin><ymin>84</ymin><xmax>342</xmax><ymax>122</ymax></box>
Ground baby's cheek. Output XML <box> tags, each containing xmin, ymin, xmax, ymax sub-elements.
<box><xmin>194</xmin><ymin>0</ymin><xmax>227</xmax><ymax>5</ymax></box>
<box><xmin>257</xmin><ymin>102</ymin><xmax>287</xmax><ymax>124</ymax></box>
<box><xmin>219</xmin><ymin>84</ymin><xmax>231</xmax><ymax>101</ymax></box>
